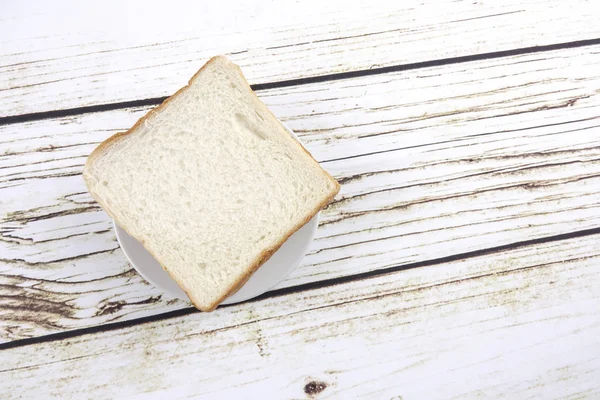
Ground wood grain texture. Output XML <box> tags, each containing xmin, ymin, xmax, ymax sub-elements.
<box><xmin>2</xmin><ymin>0</ymin><xmax>600</xmax><ymax>116</ymax></box>
<box><xmin>2</xmin><ymin>234</ymin><xmax>599</xmax><ymax>399</ymax></box>
<box><xmin>2</xmin><ymin>46</ymin><xmax>599</xmax><ymax>342</ymax></box>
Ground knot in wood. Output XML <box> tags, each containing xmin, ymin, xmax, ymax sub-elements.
<box><xmin>304</xmin><ymin>381</ymin><xmax>327</xmax><ymax>395</ymax></box>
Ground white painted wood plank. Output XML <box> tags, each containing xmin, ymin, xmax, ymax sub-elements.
<box><xmin>2</xmin><ymin>235</ymin><xmax>599</xmax><ymax>399</ymax></box>
<box><xmin>1</xmin><ymin>46</ymin><xmax>600</xmax><ymax>342</ymax></box>
<box><xmin>1</xmin><ymin>0</ymin><xmax>599</xmax><ymax>116</ymax></box>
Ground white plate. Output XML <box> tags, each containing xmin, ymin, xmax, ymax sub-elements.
<box><xmin>113</xmin><ymin>124</ymin><xmax>317</xmax><ymax>306</ymax></box>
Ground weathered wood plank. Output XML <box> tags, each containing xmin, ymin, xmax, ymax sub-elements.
<box><xmin>2</xmin><ymin>0</ymin><xmax>599</xmax><ymax>116</ymax></box>
<box><xmin>1</xmin><ymin>47</ymin><xmax>600</xmax><ymax>342</ymax></box>
<box><xmin>2</xmin><ymin>235</ymin><xmax>599</xmax><ymax>399</ymax></box>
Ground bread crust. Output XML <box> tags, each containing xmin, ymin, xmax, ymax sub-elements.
<box><xmin>83</xmin><ymin>56</ymin><xmax>340</xmax><ymax>312</ymax></box>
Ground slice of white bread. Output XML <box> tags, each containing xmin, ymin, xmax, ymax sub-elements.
<box><xmin>83</xmin><ymin>56</ymin><xmax>340</xmax><ymax>311</ymax></box>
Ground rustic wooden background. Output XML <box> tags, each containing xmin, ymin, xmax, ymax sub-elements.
<box><xmin>1</xmin><ymin>0</ymin><xmax>600</xmax><ymax>398</ymax></box>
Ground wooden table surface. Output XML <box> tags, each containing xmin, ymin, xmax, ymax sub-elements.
<box><xmin>2</xmin><ymin>1</ymin><xmax>600</xmax><ymax>398</ymax></box>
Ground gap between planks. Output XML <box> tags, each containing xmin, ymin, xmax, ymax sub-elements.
<box><xmin>0</xmin><ymin>37</ymin><xmax>599</xmax><ymax>126</ymax></box>
<box><xmin>1</xmin><ymin>234</ymin><xmax>599</xmax><ymax>398</ymax></box>
<box><xmin>1</xmin><ymin>226</ymin><xmax>599</xmax><ymax>352</ymax></box>
<box><xmin>3</xmin><ymin>0</ymin><xmax>600</xmax><ymax>118</ymax></box>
